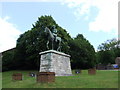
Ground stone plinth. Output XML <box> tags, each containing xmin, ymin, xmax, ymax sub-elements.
<box><xmin>36</xmin><ymin>72</ymin><xmax>55</xmax><ymax>83</ymax></box>
<box><xmin>39</xmin><ymin>50</ymin><xmax>72</xmax><ymax>76</ymax></box>
<box><xmin>12</xmin><ymin>73</ymin><xmax>22</xmax><ymax>80</ymax></box>
<box><xmin>88</xmin><ymin>68</ymin><xmax>96</xmax><ymax>75</ymax></box>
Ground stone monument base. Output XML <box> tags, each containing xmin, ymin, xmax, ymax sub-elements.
<box><xmin>39</xmin><ymin>50</ymin><xmax>72</xmax><ymax>76</ymax></box>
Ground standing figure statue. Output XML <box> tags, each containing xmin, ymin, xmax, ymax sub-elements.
<box><xmin>44</xmin><ymin>25</ymin><xmax>61</xmax><ymax>51</ymax></box>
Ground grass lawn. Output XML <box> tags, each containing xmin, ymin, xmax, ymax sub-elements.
<box><xmin>2</xmin><ymin>70</ymin><xmax>119</xmax><ymax>88</ymax></box>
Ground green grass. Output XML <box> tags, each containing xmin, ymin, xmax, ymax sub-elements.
<box><xmin>2</xmin><ymin>70</ymin><xmax>119</xmax><ymax>88</ymax></box>
<box><xmin>0</xmin><ymin>72</ymin><xmax>2</xmax><ymax>89</ymax></box>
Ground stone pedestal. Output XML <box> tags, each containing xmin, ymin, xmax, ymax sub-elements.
<box><xmin>39</xmin><ymin>50</ymin><xmax>72</xmax><ymax>76</ymax></box>
<box><xmin>12</xmin><ymin>73</ymin><xmax>22</xmax><ymax>80</ymax></box>
<box><xmin>88</xmin><ymin>68</ymin><xmax>96</xmax><ymax>75</ymax></box>
<box><xmin>36</xmin><ymin>72</ymin><xmax>55</xmax><ymax>83</ymax></box>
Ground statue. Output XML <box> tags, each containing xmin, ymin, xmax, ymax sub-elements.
<box><xmin>44</xmin><ymin>25</ymin><xmax>61</xmax><ymax>51</ymax></box>
<box><xmin>52</xmin><ymin>25</ymin><xmax>57</xmax><ymax>42</ymax></box>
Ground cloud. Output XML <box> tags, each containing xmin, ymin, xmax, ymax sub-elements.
<box><xmin>0</xmin><ymin>16</ymin><xmax>22</xmax><ymax>52</ymax></box>
<box><xmin>63</xmin><ymin>0</ymin><xmax>119</xmax><ymax>35</ymax></box>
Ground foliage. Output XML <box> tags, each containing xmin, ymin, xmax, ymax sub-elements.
<box><xmin>96</xmin><ymin>50</ymin><xmax>115</xmax><ymax>65</ymax></box>
<box><xmin>2</xmin><ymin>48</ymin><xmax>15</xmax><ymax>71</ymax></box>
<box><xmin>14</xmin><ymin>15</ymin><xmax>71</xmax><ymax>70</ymax></box>
<box><xmin>98</xmin><ymin>38</ymin><xmax>119</xmax><ymax>51</ymax></box>
<box><xmin>2</xmin><ymin>15</ymin><xmax>96</xmax><ymax>71</ymax></box>
<box><xmin>97</xmin><ymin>38</ymin><xmax>120</xmax><ymax>65</ymax></box>
<box><xmin>69</xmin><ymin>34</ymin><xmax>96</xmax><ymax>69</ymax></box>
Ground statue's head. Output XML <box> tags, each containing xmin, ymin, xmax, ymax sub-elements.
<box><xmin>52</xmin><ymin>25</ymin><xmax>57</xmax><ymax>33</ymax></box>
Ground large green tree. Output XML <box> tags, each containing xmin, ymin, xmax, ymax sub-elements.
<box><xmin>97</xmin><ymin>38</ymin><xmax>120</xmax><ymax>65</ymax></box>
<box><xmin>69</xmin><ymin>34</ymin><xmax>96</xmax><ymax>69</ymax></box>
<box><xmin>2</xmin><ymin>48</ymin><xmax>15</xmax><ymax>71</ymax></box>
<box><xmin>2</xmin><ymin>15</ymin><xmax>97</xmax><ymax>71</ymax></box>
<box><xmin>15</xmin><ymin>15</ymin><xmax>71</xmax><ymax>70</ymax></box>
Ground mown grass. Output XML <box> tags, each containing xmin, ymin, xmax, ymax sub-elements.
<box><xmin>2</xmin><ymin>70</ymin><xmax>119</xmax><ymax>88</ymax></box>
<box><xmin>0</xmin><ymin>72</ymin><xmax>2</xmax><ymax>89</ymax></box>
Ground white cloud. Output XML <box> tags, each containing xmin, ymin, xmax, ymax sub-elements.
<box><xmin>63</xmin><ymin>0</ymin><xmax>119</xmax><ymax>35</ymax></box>
<box><xmin>0</xmin><ymin>16</ymin><xmax>22</xmax><ymax>52</ymax></box>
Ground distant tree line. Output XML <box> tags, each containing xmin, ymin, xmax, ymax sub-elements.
<box><xmin>96</xmin><ymin>39</ymin><xmax>120</xmax><ymax>65</ymax></box>
<box><xmin>2</xmin><ymin>15</ymin><xmax>120</xmax><ymax>71</ymax></box>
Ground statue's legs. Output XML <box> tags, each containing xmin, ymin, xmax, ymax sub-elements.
<box><xmin>47</xmin><ymin>40</ymin><xmax>49</xmax><ymax>49</ymax></box>
<box><xmin>52</xmin><ymin>40</ymin><xmax>53</xmax><ymax>50</ymax></box>
<box><xmin>57</xmin><ymin>41</ymin><xmax>61</xmax><ymax>51</ymax></box>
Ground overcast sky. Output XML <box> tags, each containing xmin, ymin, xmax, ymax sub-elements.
<box><xmin>0</xmin><ymin>0</ymin><xmax>119</xmax><ymax>52</ymax></box>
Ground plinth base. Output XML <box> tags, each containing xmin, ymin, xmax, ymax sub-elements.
<box><xmin>39</xmin><ymin>50</ymin><xmax>72</xmax><ymax>76</ymax></box>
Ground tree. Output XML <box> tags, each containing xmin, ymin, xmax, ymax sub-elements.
<box><xmin>15</xmin><ymin>15</ymin><xmax>71</xmax><ymax>70</ymax></box>
<box><xmin>2</xmin><ymin>48</ymin><xmax>15</xmax><ymax>71</ymax></box>
<box><xmin>97</xmin><ymin>38</ymin><xmax>120</xmax><ymax>65</ymax></box>
<box><xmin>69</xmin><ymin>34</ymin><xmax>96</xmax><ymax>69</ymax></box>
<box><xmin>96</xmin><ymin>50</ymin><xmax>115</xmax><ymax>65</ymax></box>
<box><xmin>2</xmin><ymin>15</ymin><xmax>97</xmax><ymax>71</ymax></box>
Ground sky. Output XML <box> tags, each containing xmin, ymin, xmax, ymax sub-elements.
<box><xmin>0</xmin><ymin>0</ymin><xmax>119</xmax><ymax>52</ymax></box>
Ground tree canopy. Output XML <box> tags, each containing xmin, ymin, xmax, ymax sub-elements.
<box><xmin>69</xmin><ymin>34</ymin><xmax>96</xmax><ymax>69</ymax></box>
<box><xmin>14</xmin><ymin>15</ymin><xmax>71</xmax><ymax>70</ymax></box>
<box><xmin>2</xmin><ymin>15</ymin><xmax>96</xmax><ymax>71</ymax></box>
<box><xmin>96</xmin><ymin>38</ymin><xmax>120</xmax><ymax>65</ymax></box>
